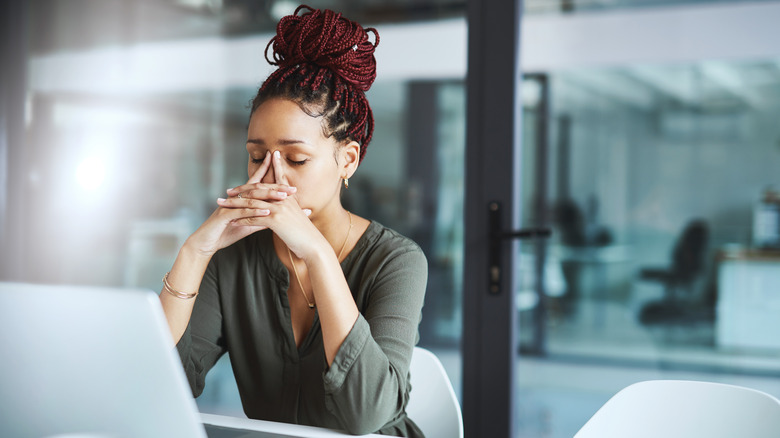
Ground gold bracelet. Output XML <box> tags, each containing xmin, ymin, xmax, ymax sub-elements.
<box><xmin>162</xmin><ymin>272</ymin><xmax>198</xmax><ymax>299</ymax></box>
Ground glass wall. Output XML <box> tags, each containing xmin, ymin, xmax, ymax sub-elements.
<box><xmin>517</xmin><ymin>59</ymin><xmax>780</xmax><ymax>436</ymax></box>
<box><xmin>11</xmin><ymin>0</ymin><xmax>468</xmax><ymax>417</ymax></box>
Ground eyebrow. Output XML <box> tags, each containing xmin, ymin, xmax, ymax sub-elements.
<box><xmin>246</xmin><ymin>138</ymin><xmax>312</xmax><ymax>147</ymax></box>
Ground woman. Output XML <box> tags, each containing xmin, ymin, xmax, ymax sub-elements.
<box><xmin>159</xmin><ymin>5</ymin><xmax>427</xmax><ymax>437</ymax></box>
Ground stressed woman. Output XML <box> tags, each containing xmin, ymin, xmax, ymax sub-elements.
<box><xmin>158</xmin><ymin>5</ymin><xmax>427</xmax><ymax>437</ymax></box>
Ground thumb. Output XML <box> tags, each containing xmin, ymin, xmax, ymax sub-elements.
<box><xmin>248</xmin><ymin>151</ymin><xmax>271</xmax><ymax>184</ymax></box>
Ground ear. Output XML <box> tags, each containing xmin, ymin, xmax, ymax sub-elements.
<box><xmin>339</xmin><ymin>141</ymin><xmax>361</xmax><ymax>179</ymax></box>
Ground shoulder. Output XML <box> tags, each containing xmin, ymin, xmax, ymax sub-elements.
<box><xmin>363</xmin><ymin>222</ymin><xmax>425</xmax><ymax>259</ymax></box>
<box><xmin>353</xmin><ymin>222</ymin><xmax>428</xmax><ymax>275</ymax></box>
<box><xmin>348</xmin><ymin>223</ymin><xmax>428</xmax><ymax>310</ymax></box>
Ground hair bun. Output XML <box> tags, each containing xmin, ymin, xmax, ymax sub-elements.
<box><xmin>264</xmin><ymin>5</ymin><xmax>379</xmax><ymax>92</ymax></box>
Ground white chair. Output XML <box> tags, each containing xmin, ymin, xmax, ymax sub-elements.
<box><xmin>575</xmin><ymin>380</ymin><xmax>780</xmax><ymax>438</ymax></box>
<box><xmin>407</xmin><ymin>347</ymin><xmax>464</xmax><ymax>438</ymax></box>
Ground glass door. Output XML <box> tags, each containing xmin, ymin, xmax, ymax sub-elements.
<box><xmin>515</xmin><ymin>60</ymin><xmax>780</xmax><ymax>437</ymax></box>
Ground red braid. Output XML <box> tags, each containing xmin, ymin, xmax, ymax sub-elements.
<box><xmin>254</xmin><ymin>5</ymin><xmax>379</xmax><ymax>163</ymax></box>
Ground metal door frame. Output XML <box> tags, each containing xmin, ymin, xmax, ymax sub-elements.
<box><xmin>463</xmin><ymin>0</ymin><xmax>524</xmax><ymax>436</ymax></box>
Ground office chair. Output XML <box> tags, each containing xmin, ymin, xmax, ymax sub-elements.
<box><xmin>638</xmin><ymin>219</ymin><xmax>711</xmax><ymax>324</ymax></box>
<box><xmin>575</xmin><ymin>380</ymin><xmax>780</xmax><ymax>438</ymax></box>
<box><xmin>407</xmin><ymin>347</ymin><xmax>463</xmax><ymax>438</ymax></box>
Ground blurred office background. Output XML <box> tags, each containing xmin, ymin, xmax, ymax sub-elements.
<box><xmin>3</xmin><ymin>0</ymin><xmax>780</xmax><ymax>437</ymax></box>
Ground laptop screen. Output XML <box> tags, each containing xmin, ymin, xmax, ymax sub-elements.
<box><xmin>0</xmin><ymin>282</ymin><xmax>207</xmax><ymax>438</ymax></box>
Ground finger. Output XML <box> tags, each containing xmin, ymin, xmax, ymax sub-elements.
<box><xmin>228</xmin><ymin>207</ymin><xmax>310</xmax><ymax>231</ymax></box>
<box><xmin>248</xmin><ymin>151</ymin><xmax>272</xmax><ymax>184</ymax></box>
<box><xmin>244</xmin><ymin>187</ymin><xmax>291</xmax><ymax>200</ymax></box>
<box><xmin>229</xmin><ymin>224</ymin><xmax>268</xmax><ymax>233</ymax></box>
<box><xmin>230</xmin><ymin>215</ymin><xmax>273</xmax><ymax>227</ymax></box>
<box><xmin>272</xmin><ymin>150</ymin><xmax>289</xmax><ymax>186</ymax></box>
<box><xmin>218</xmin><ymin>205</ymin><xmax>271</xmax><ymax>219</ymax></box>
<box><xmin>217</xmin><ymin>197</ymin><xmax>278</xmax><ymax>209</ymax></box>
<box><xmin>227</xmin><ymin>183</ymin><xmax>297</xmax><ymax>197</ymax></box>
<box><xmin>220</xmin><ymin>187</ymin><xmax>287</xmax><ymax>203</ymax></box>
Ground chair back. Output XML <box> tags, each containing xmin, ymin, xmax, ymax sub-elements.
<box><xmin>575</xmin><ymin>380</ymin><xmax>780</xmax><ymax>438</ymax></box>
<box><xmin>407</xmin><ymin>347</ymin><xmax>463</xmax><ymax>438</ymax></box>
<box><xmin>671</xmin><ymin>219</ymin><xmax>708</xmax><ymax>282</ymax></box>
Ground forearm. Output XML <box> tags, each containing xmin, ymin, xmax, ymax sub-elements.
<box><xmin>313</xmin><ymin>240</ymin><xmax>428</xmax><ymax>434</ymax></box>
<box><xmin>305</xmin><ymin>243</ymin><xmax>360</xmax><ymax>366</ymax></box>
<box><xmin>159</xmin><ymin>241</ymin><xmax>213</xmax><ymax>344</ymax></box>
<box><xmin>322</xmin><ymin>322</ymin><xmax>409</xmax><ymax>435</ymax></box>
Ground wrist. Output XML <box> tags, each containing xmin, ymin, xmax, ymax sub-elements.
<box><xmin>299</xmin><ymin>235</ymin><xmax>334</xmax><ymax>265</ymax></box>
<box><xmin>181</xmin><ymin>238</ymin><xmax>217</xmax><ymax>261</ymax></box>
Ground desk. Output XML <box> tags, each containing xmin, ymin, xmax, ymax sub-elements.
<box><xmin>717</xmin><ymin>249</ymin><xmax>780</xmax><ymax>350</ymax></box>
<box><xmin>550</xmin><ymin>245</ymin><xmax>632</xmax><ymax>328</ymax></box>
<box><xmin>201</xmin><ymin>413</ymin><xmax>384</xmax><ymax>437</ymax></box>
<box><xmin>553</xmin><ymin>244</ymin><xmax>632</xmax><ymax>298</ymax></box>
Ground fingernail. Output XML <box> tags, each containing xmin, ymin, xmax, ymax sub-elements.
<box><xmin>217</xmin><ymin>197</ymin><xmax>226</xmax><ymax>203</ymax></box>
<box><xmin>288</xmin><ymin>186</ymin><xmax>297</xmax><ymax>193</ymax></box>
<box><xmin>259</xmin><ymin>209</ymin><xmax>270</xmax><ymax>215</ymax></box>
<box><xmin>226</xmin><ymin>187</ymin><xmax>236</xmax><ymax>193</ymax></box>
<box><xmin>277</xmin><ymin>191</ymin><xmax>287</xmax><ymax>198</ymax></box>
<box><xmin>303</xmin><ymin>209</ymin><xmax>312</xmax><ymax>216</ymax></box>
<box><xmin>274</xmin><ymin>150</ymin><xmax>280</xmax><ymax>159</ymax></box>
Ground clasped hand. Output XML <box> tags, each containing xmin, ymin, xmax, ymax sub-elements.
<box><xmin>186</xmin><ymin>150</ymin><xmax>320</xmax><ymax>258</ymax></box>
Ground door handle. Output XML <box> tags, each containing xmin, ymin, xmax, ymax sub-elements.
<box><xmin>488</xmin><ymin>201</ymin><xmax>551</xmax><ymax>294</ymax></box>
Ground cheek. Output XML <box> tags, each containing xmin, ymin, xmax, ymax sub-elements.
<box><xmin>286</xmin><ymin>166</ymin><xmax>333</xmax><ymax>196</ymax></box>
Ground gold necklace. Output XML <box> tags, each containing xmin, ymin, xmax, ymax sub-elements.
<box><xmin>337</xmin><ymin>211</ymin><xmax>354</xmax><ymax>261</ymax></box>
<box><xmin>287</xmin><ymin>211</ymin><xmax>353</xmax><ymax>310</ymax></box>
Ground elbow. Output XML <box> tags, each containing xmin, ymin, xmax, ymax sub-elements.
<box><xmin>339</xmin><ymin>402</ymin><xmax>407</xmax><ymax>436</ymax></box>
<box><xmin>325</xmin><ymin>397</ymin><xmax>380</xmax><ymax>435</ymax></box>
<box><xmin>333</xmin><ymin>403</ymin><xmax>398</xmax><ymax>436</ymax></box>
<box><xmin>342</xmin><ymin>419</ymin><xmax>384</xmax><ymax>436</ymax></box>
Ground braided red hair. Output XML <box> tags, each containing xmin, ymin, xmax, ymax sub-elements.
<box><xmin>252</xmin><ymin>5</ymin><xmax>379</xmax><ymax>163</ymax></box>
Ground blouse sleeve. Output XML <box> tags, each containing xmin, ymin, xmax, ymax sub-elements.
<box><xmin>175</xmin><ymin>256</ymin><xmax>227</xmax><ymax>398</ymax></box>
<box><xmin>321</xmin><ymin>244</ymin><xmax>428</xmax><ymax>435</ymax></box>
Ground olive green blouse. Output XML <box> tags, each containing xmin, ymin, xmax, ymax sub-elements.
<box><xmin>176</xmin><ymin>221</ymin><xmax>427</xmax><ymax>437</ymax></box>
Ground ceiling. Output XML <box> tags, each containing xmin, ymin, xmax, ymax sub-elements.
<box><xmin>23</xmin><ymin>0</ymin><xmax>780</xmax><ymax>120</ymax></box>
<box><xmin>26</xmin><ymin>0</ymin><xmax>766</xmax><ymax>55</ymax></box>
<box><xmin>26</xmin><ymin>0</ymin><xmax>466</xmax><ymax>55</ymax></box>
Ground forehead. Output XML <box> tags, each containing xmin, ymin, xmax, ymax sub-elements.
<box><xmin>248</xmin><ymin>98</ymin><xmax>329</xmax><ymax>142</ymax></box>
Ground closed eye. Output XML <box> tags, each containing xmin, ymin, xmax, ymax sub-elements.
<box><xmin>288</xmin><ymin>158</ymin><xmax>308</xmax><ymax>166</ymax></box>
<box><xmin>250</xmin><ymin>155</ymin><xmax>264</xmax><ymax>164</ymax></box>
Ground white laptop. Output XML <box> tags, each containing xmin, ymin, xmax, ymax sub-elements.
<box><xmin>0</xmin><ymin>282</ymin><xmax>323</xmax><ymax>438</ymax></box>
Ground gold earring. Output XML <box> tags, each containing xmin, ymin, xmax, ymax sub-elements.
<box><xmin>343</xmin><ymin>178</ymin><xmax>349</xmax><ymax>189</ymax></box>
